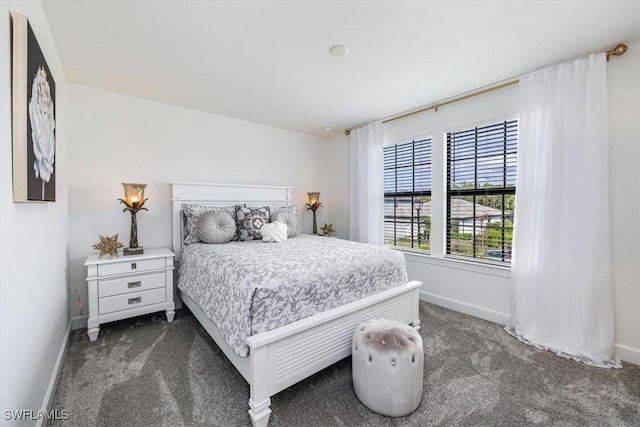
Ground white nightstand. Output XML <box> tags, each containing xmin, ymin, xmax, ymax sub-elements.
<box><xmin>85</xmin><ymin>247</ymin><xmax>175</xmax><ymax>341</ymax></box>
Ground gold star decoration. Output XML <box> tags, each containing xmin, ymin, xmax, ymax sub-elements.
<box><xmin>321</xmin><ymin>223</ymin><xmax>334</xmax><ymax>236</ymax></box>
<box><xmin>92</xmin><ymin>234</ymin><xmax>124</xmax><ymax>258</ymax></box>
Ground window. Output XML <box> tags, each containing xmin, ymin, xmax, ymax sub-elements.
<box><xmin>384</xmin><ymin>138</ymin><xmax>431</xmax><ymax>251</ymax></box>
<box><xmin>446</xmin><ymin>120</ymin><xmax>517</xmax><ymax>263</ymax></box>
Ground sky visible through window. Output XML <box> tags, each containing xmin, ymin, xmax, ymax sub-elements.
<box><xmin>383</xmin><ymin>124</ymin><xmax>516</xmax><ymax>214</ymax></box>
<box><xmin>383</xmin><ymin>138</ymin><xmax>431</xmax><ymax>213</ymax></box>
<box><xmin>449</xmin><ymin>122</ymin><xmax>517</xmax><ymax>189</ymax></box>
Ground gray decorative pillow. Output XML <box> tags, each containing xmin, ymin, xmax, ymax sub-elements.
<box><xmin>271</xmin><ymin>205</ymin><xmax>298</xmax><ymax>238</ymax></box>
<box><xmin>182</xmin><ymin>204</ymin><xmax>236</xmax><ymax>244</ymax></box>
<box><xmin>196</xmin><ymin>210</ymin><xmax>237</xmax><ymax>244</ymax></box>
<box><xmin>236</xmin><ymin>205</ymin><xmax>271</xmax><ymax>241</ymax></box>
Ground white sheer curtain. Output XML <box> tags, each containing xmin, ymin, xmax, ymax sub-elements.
<box><xmin>349</xmin><ymin>121</ymin><xmax>384</xmax><ymax>245</ymax></box>
<box><xmin>506</xmin><ymin>53</ymin><xmax>620</xmax><ymax>368</ymax></box>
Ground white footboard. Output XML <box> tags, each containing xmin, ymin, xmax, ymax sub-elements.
<box><xmin>246</xmin><ymin>280</ymin><xmax>422</xmax><ymax>426</ymax></box>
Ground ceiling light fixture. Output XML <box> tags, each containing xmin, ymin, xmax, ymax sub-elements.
<box><xmin>329</xmin><ymin>45</ymin><xmax>348</xmax><ymax>57</ymax></box>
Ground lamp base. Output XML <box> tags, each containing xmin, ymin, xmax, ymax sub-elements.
<box><xmin>124</xmin><ymin>247</ymin><xmax>144</xmax><ymax>256</ymax></box>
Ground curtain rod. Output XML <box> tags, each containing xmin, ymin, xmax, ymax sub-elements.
<box><xmin>344</xmin><ymin>43</ymin><xmax>628</xmax><ymax>135</ymax></box>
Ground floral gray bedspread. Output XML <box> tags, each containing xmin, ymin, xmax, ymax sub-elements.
<box><xmin>177</xmin><ymin>235</ymin><xmax>408</xmax><ymax>357</ymax></box>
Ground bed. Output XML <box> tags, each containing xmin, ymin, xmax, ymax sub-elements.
<box><xmin>171</xmin><ymin>182</ymin><xmax>422</xmax><ymax>426</ymax></box>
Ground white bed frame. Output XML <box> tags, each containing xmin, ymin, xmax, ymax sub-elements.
<box><xmin>171</xmin><ymin>182</ymin><xmax>422</xmax><ymax>427</ymax></box>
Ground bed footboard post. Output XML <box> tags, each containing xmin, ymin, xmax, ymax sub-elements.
<box><xmin>249</xmin><ymin>398</ymin><xmax>271</xmax><ymax>427</ymax></box>
<box><xmin>248</xmin><ymin>346</ymin><xmax>272</xmax><ymax>427</ymax></box>
<box><xmin>410</xmin><ymin>283</ymin><xmax>422</xmax><ymax>331</ymax></box>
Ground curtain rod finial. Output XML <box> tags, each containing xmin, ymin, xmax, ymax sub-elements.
<box><xmin>606</xmin><ymin>44</ymin><xmax>628</xmax><ymax>62</ymax></box>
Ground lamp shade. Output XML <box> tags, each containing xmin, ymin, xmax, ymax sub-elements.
<box><xmin>307</xmin><ymin>192</ymin><xmax>320</xmax><ymax>206</ymax></box>
<box><xmin>122</xmin><ymin>183</ymin><xmax>146</xmax><ymax>207</ymax></box>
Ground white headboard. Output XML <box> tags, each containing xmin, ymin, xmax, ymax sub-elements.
<box><xmin>171</xmin><ymin>182</ymin><xmax>293</xmax><ymax>260</ymax></box>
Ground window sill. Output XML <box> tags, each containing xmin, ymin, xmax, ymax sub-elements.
<box><xmin>392</xmin><ymin>248</ymin><xmax>511</xmax><ymax>278</ymax></box>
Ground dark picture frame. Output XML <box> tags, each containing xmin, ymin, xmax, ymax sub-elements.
<box><xmin>12</xmin><ymin>12</ymin><xmax>56</xmax><ymax>202</ymax></box>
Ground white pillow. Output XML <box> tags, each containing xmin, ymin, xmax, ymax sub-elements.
<box><xmin>270</xmin><ymin>206</ymin><xmax>298</xmax><ymax>238</ymax></box>
<box><xmin>261</xmin><ymin>221</ymin><xmax>288</xmax><ymax>243</ymax></box>
<box><xmin>196</xmin><ymin>210</ymin><xmax>237</xmax><ymax>244</ymax></box>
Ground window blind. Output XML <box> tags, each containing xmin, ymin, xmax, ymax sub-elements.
<box><xmin>446</xmin><ymin>120</ymin><xmax>517</xmax><ymax>263</ymax></box>
<box><xmin>383</xmin><ymin>138</ymin><xmax>432</xmax><ymax>250</ymax></box>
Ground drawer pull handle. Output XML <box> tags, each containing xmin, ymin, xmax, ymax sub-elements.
<box><xmin>128</xmin><ymin>281</ymin><xmax>142</xmax><ymax>288</ymax></box>
<box><xmin>128</xmin><ymin>297</ymin><xmax>142</xmax><ymax>305</ymax></box>
<box><xmin>131</xmin><ymin>263</ymin><xmax>137</xmax><ymax>270</ymax></box>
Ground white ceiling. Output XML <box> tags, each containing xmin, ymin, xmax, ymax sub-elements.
<box><xmin>42</xmin><ymin>1</ymin><xmax>640</xmax><ymax>137</ymax></box>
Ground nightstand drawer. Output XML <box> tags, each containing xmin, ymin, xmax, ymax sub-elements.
<box><xmin>99</xmin><ymin>272</ymin><xmax>166</xmax><ymax>298</ymax></box>
<box><xmin>97</xmin><ymin>258</ymin><xmax>166</xmax><ymax>277</ymax></box>
<box><xmin>99</xmin><ymin>287</ymin><xmax>166</xmax><ymax>315</ymax></box>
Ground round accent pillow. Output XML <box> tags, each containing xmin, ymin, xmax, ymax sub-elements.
<box><xmin>271</xmin><ymin>207</ymin><xmax>298</xmax><ymax>238</ymax></box>
<box><xmin>196</xmin><ymin>210</ymin><xmax>237</xmax><ymax>244</ymax></box>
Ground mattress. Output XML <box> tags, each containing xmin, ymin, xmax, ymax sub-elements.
<box><xmin>177</xmin><ymin>235</ymin><xmax>408</xmax><ymax>357</ymax></box>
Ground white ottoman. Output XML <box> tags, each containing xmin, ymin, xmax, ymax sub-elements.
<box><xmin>352</xmin><ymin>318</ymin><xmax>423</xmax><ymax>417</ymax></box>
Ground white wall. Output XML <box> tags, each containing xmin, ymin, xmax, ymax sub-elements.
<box><xmin>67</xmin><ymin>84</ymin><xmax>329</xmax><ymax>325</ymax></box>
<box><xmin>328</xmin><ymin>49</ymin><xmax>640</xmax><ymax>364</ymax></box>
<box><xmin>0</xmin><ymin>1</ymin><xmax>70</xmax><ymax>424</ymax></box>
<box><xmin>608</xmin><ymin>44</ymin><xmax>640</xmax><ymax>364</ymax></box>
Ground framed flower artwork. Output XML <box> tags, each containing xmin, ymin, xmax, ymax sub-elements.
<box><xmin>11</xmin><ymin>12</ymin><xmax>56</xmax><ymax>202</ymax></box>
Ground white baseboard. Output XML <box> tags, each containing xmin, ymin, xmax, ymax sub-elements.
<box><xmin>420</xmin><ymin>290</ymin><xmax>511</xmax><ymax>325</ymax></box>
<box><xmin>420</xmin><ymin>291</ymin><xmax>640</xmax><ymax>366</ymax></box>
<box><xmin>36</xmin><ymin>320</ymin><xmax>71</xmax><ymax>427</ymax></box>
<box><xmin>614</xmin><ymin>343</ymin><xmax>640</xmax><ymax>366</ymax></box>
<box><xmin>71</xmin><ymin>315</ymin><xmax>87</xmax><ymax>330</ymax></box>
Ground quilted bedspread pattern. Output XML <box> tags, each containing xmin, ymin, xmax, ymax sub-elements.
<box><xmin>177</xmin><ymin>235</ymin><xmax>408</xmax><ymax>357</ymax></box>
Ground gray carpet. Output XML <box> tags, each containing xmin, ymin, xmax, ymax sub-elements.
<box><xmin>50</xmin><ymin>303</ymin><xmax>640</xmax><ymax>426</ymax></box>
